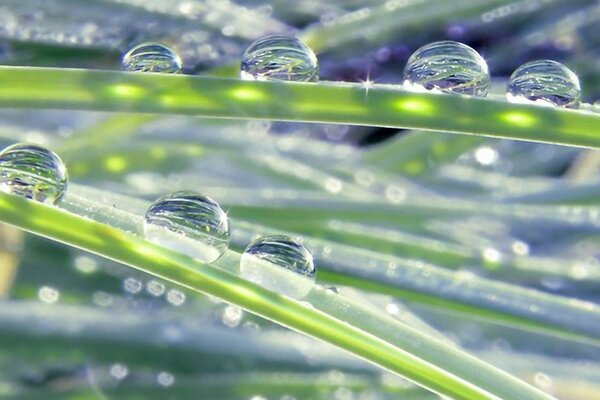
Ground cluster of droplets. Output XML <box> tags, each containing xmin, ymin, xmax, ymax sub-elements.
<box><xmin>121</xmin><ymin>36</ymin><xmax>583</xmax><ymax>108</ymax></box>
<box><xmin>0</xmin><ymin>141</ymin><xmax>316</xmax><ymax>299</ymax></box>
<box><xmin>402</xmin><ymin>40</ymin><xmax>581</xmax><ymax>107</ymax></box>
<box><xmin>142</xmin><ymin>191</ymin><xmax>316</xmax><ymax>298</ymax></box>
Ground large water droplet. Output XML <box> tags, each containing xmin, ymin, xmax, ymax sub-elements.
<box><xmin>0</xmin><ymin>143</ymin><xmax>68</xmax><ymax>204</ymax></box>
<box><xmin>143</xmin><ymin>191</ymin><xmax>230</xmax><ymax>263</ymax></box>
<box><xmin>122</xmin><ymin>42</ymin><xmax>182</xmax><ymax>73</ymax></box>
<box><xmin>240</xmin><ymin>235</ymin><xmax>315</xmax><ymax>299</ymax></box>
<box><xmin>241</xmin><ymin>35</ymin><xmax>319</xmax><ymax>82</ymax></box>
<box><xmin>506</xmin><ymin>60</ymin><xmax>580</xmax><ymax>107</ymax></box>
<box><xmin>403</xmin><ymin>41</ymin><xmax>490</xmax><ymax>96</ymax></box>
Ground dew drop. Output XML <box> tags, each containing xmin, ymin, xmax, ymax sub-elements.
<box><xmin>157</xmin><ymin>371</ymin><xmax>175</xmax><ymax>387</ymax></box>
<box><xmin>122</xmin><ymin>42</ymin><xmax>182</xmax><ymax>73</ymax></box>
<box><xmin>240</xmin><ymin>235</ymin><xmax>315</xmax><ymax>299</ymax></box>
<box><xmin>222</xmin><ymin>304</ymin><xmax>243</xmax><ymax>327</ymax></box>
<box><xmin>146</xmin><ymin>280</ymin><xmax>166</xmax><ymax>297</ymax></box>
<box><xmin>166</xmin><ymin>289</ymin><xmax>186</xmax><ymax>306</ymax></box>
<box><xmin>506</xmin><ymin>60</ymin><xmax>580</xmax><ymax>108</ymax></box>
<box><xmin>403</xmin><ymin>41</ymin><xmax>490</xmax><ymax>96</ymax></box>
<box><xmin>110</xmin><ymin>363</ymin><xmax>129</xmax><ymax>380</ymax></box>
<box><xmin>241</xmin><ymin>35</ymin><xmax>319</xmax><ymax>82</ymax></box>
<box><xmin>38</xmin><ymin>286</ymin><xmax>60</xmax><ymax>304</ymax></box>
<box><xmin>123</xmin><ymin>277</ymin><xmax>143</xmax><ymax>294</ymax></box>
<box><xmin>143</xmin><ymin>191</ymin><xmax>230</xmax><ymax>263</ymax></box>
<box><xmin>0</xmin><ymin>143</ymin><xmax>68</xmax><ymax>204</ymax></box>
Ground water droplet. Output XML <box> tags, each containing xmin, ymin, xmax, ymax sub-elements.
<box><xmin>166</xmin><ymin>289</ymin><xmax>186</xmax><ymax>306</ymax></box>
<box><xmin>123</xmin><ymin>277</ymin><xmax>143</xmax><ymax>294</ymax></box>
<box><xmin>38</xmin><ymin>286</ymin><xmax>60</xmax><ymax>304</ymax></box>
<box><xmin>143</xmin><ymin>191</ymin><xmax>230</xmax><ymax>263</ymax></box>
<box><xmin>241</xmin><ymin>35</ymin><xmax>318</xmax><ymax>82</ymax></box>
<box><xmin>122</xmin><ymin>42</ymin><xmax>182</xmax><ymax>73</ymax></box>
<box><xmin>0</xmin><ymin>143</ymin><xmax>68</xmax><ymax>204</ymax></box>
<box><xmin>506</xmin><ymin>60</ymin><xmax>580</xmax><ymax>108</ymax></box>
<box><xmin>74</xmin><ymin>256</ymin><xmax>98</xmax><ymax>274</ymax></box>
<box><xmin>222</xmin><ymin>304</ymin><xmax>243</xmax><ymax>327</ymax></box>
<box><xmin>240</xmin><ymin>235</ymin><xmax>315</xmax><ymax>299</ymax></box>
<box><xmin>147</xmin><ymin>280</ymin><xmax>166</xmax><ymax>297</ymax></box>
<box><xmin>533</xmin><ymin>372</ymin><xmax>552</xmax><ymax>389</ymax></box>
<box><xmin>110</xmin><ymin>363</ymin><xmax>129</xmax><ymax>380</ymax></box>
<box><xmin>157</xmin><ymin>371</ymin><xmax>175</xmax><ymax>387</ymax></box>
<box><xmin>403</xmin><ymin>41</ymin><xmax>490</xmax><ymax>96</ymax></box>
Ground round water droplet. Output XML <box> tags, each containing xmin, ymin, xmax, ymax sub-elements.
<box><xmin>0</xmin><ymin>143</ymin><xmax>68</xmax><ymax>204</ymax></box>
<box><xmin>241</xmin><ymin>35</ymin><xmax>319</xmax><ymax>82</ymax></box>
<box><xmin>506</xmin><ymin>60</ymin><xmax>580</xmax><ymax>107</ymax></box>
<box><xmin>122</xmin><ymin>42</ymin><xmax>182</xmax><ymax>73</ymax></box>
<box><xmin>143</xmin><ymin>191</ymin><xmax>230</xmax><ymax>263</ymax></box>
<box><xmin>240</xmin><ymin>235</ymin><xmax>315</xmax><ymax>299</ymax></box>
<box><xmin>403</xmin><ymin>41</ymin><xmax>490</xmax><ymax>96</ymax></box>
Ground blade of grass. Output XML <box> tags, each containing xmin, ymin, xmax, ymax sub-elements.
<box><xmin>0</xmin><ymin>67</ymin><xmax>599</xmax><ymax>148</ymax></box>
<box><xmin>0</xmin><ymin>190</ymin><xmax>556</xmax><ymax>400</ymax></box>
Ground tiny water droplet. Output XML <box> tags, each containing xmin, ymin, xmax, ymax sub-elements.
<box><xmin>143</xmin><ymin>191</ymin><xmax>230</xmax><ymax>263</ymax></box>
<box><xmin>166</xmin><ymin>289</ymin><xmax>186</xmax><ymax>306</ymax></box>
<box><xmin>506</xmin><ymin>60</ymin><xmax>580</xmax><ymax>108</ymax></box>
<box><xmin>110</xmin><ymin>363</ymin><xmax>129</xmax><ymax>380</ymax></box>
<box><xmin>122</xmin><ymin>42</ymin><xmax>182</xmax><ymax>73</ymax></box>
<box><xmin>403</xmin><ymin>41</ymin><xmax>490</xmax><ymax>96</ymax></box>
<box><xmin>240</xmin><ymin>235</ymin><xmax>315</xmax><ymax>299</ymax></box>
<box><xmin>38</xmin><ymin>286</ymin><xmax>60</xmax><ymax>304</ymax></box>
<box><xmin>241</xmin><ymin>35</ymin><xmax>318</xmax><ymax>82</ymax></box>
<box><xmin>147</xmin><ymin>280</ymin><xmax>166</xmax><ymax>297</ymax></box>
<box><xmin>157</xmin><ymin>371</ymin><xmax>175</xmax><ymax>387</ymax></box>
<box><xmin>123</xmin><ymin>277</ymin><xmax>142</xmax><ymax>294</ymax></box>
<box><xmin>222</xmin><ymin>304</ymin><xmax>243</xmax><ymax>327</ymax></box>
<box><xmin>0</xmin><ymin>143</ymin><xmax>68</xmax><ymax>204</ymax></box>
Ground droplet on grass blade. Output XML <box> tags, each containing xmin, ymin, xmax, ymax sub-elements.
<box><xmin>241</xmin><ymin>35</ymin><xmax>319</xmax><ymax>82</ymax></box>
<box><xmin>0</xmin><ymin>143</ymin><xmax>68</xmax><ymax>204</ymax></box>
<box><xmin>240</xmin><ymin>235</ymin><xmax>315</xmax><ymax>299</ymax></box>
<box><xmin>403</xmin><ymin>40</ymin><xmax>490</xmax><ymax>97</ymax></box>
<box><xmin>143</xmin><ymin>191</ymin><xmax>230</xmax><ymax>263</ymax></box>
<box><xmin>122</xmin><ymin>42</ymin><xmax>182</xmax><ymax>73</ymax></box>
<box><xmin>506</xmin><ymin>59</ymin><xmax>580</xmax><ymax>108</ymax></box>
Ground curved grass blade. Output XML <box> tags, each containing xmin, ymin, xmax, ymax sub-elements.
<box><xmin>0</xmin><ymin>190</ymin><xmax>555</xmax><ymax>400</ymax></box>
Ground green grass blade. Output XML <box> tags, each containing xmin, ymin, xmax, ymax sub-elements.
<box><xmin>0</xmin><ymin>190</ymin><xmax>555</xmax><ymax>400</ymax></box>
<box><xmin>0</xmin><ymin>66</ymin><xmax>599</xmax><ymax>148</ymax></box>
